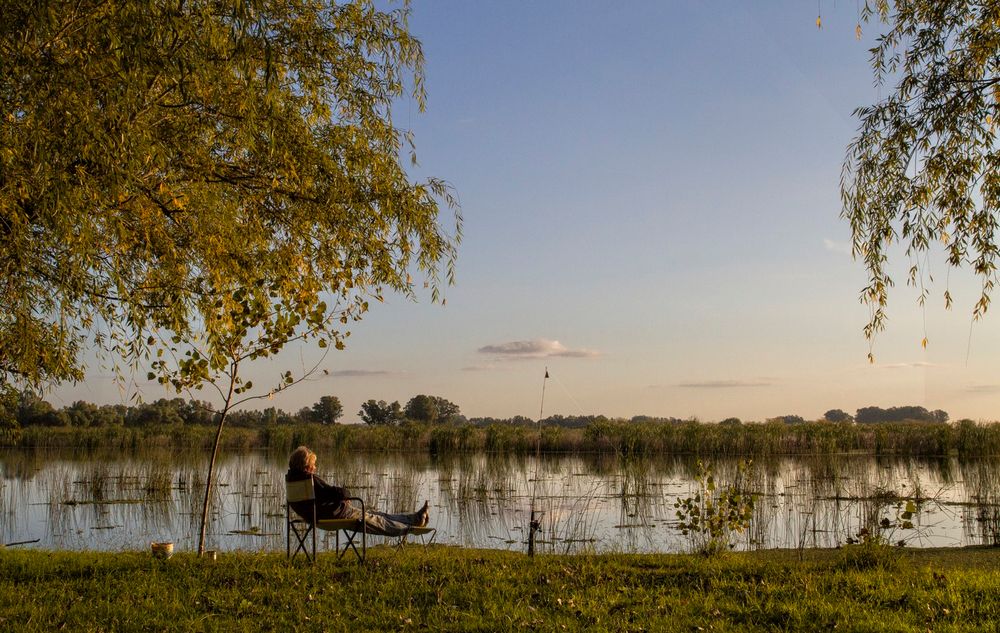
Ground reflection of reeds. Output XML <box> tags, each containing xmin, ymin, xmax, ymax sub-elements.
<box><xmin>1</xmin><ymin>447</ymin><xmax>991</xmax><ymax>553</ymax></box>
<box><xmin>144</xmin><ymin>468</ymin><xmax>172</xmax><ymax>501</ymax></box>
<box><xmin>959</xmin><ymin>460</ymin><xmax>1000</xmax><ymax>546</ymax></box>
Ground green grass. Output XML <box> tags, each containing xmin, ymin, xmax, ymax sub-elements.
<box><xmin>3</xmin><ymin>546</ymin><xmax>1000</xmax><ymax>631</ymax></box>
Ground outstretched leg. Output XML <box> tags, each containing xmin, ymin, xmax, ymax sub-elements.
<box><xmin>338</xmin><ymin>502</ymin><xmax>429</xmax><ymax>536</ymax></box>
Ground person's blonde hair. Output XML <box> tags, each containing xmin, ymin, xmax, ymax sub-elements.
<box><xmin>289</xmin><ymin>446</ymin><xmax>316</xmax><ymax>471</ymax></box>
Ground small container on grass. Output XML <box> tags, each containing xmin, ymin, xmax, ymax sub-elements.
<box><xmin>151</xmin><ymin>542</ymin><xmax>173</xmax><ymax>559</ymax></box>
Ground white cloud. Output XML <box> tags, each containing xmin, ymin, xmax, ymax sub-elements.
<box><xmin>678</xmin><ymin>379</ymin><xmax>772</xmax><ymax>389</ymax></box>
<box><xmin>461</xmin><ymin>364</ymin><xmax>499</xmax><ymax>372</ymax></box>
<box><xmin>966</xmin><ymin>384</ymin><xmax>1000</xmax><ymax>394</ymax></box>
<box><xmin>879</xmin><ymin>361</ymin><xmax>939</xmax><ymax>370</ymax></box>
<box><xmin>823</xmin><ymin>238</ymin><xmax>852</xmax><ymax>255</ymax></box>
<box><xmin>327</xmin><ymin>369</ymin><xmax>394</xmax><ymax>378</ymax></box>
<box><xmin>477</xmin><ymin>338</ymin><xmax>600</xmax><ymax>359</ymax></box>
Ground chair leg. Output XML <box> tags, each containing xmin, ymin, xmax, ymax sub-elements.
<box><xmin>288</xmin><ymin>519</ymin><xmax>314</xmax><ymax>562</ymax></box>
<box><xmin>338</xmin><ymin>530</ymin><xmax>365</xmax><ymax>562</ymax></box>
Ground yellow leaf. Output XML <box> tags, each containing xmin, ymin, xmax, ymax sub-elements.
<box><xmin>855</xmin><ymin>24</ymin><xmax>862</xmax><ymax>40</ymax></box>
<box><xmin>816</xmin><ymin>15</ymin><xmax>822</xmax><ymax>29</ymax></box>
<box><xmin>921</xmin><ymin>337</ymin><xmax>928</xmax><ymax>349</ymax></box>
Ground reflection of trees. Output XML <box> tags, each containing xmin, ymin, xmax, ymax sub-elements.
<box><xmin>0</xmin><ymin>449</ymin><xmax>45</xmax><ymax>480</ymax></box>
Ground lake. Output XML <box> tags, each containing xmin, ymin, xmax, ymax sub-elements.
<box><xmin>2</xmin><ymin>448</ymin><xmax>998</xmax><ymax>554</ymax></box>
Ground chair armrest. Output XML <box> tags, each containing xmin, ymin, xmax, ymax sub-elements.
<box><xmin>346</xmin><ymin>497</ymin><xmax>366</xmax><ymax>533</ymax></box>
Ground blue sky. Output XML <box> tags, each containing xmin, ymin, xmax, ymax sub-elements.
<box><xmin>54</xmin><ymin>1</ymin><xmax>1000</xmax><ymax>422</ymax></box>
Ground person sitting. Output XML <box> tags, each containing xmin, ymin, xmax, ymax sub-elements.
<box><xmin>286</xmin><ymin>445</ymin><xmax>429</xmax><ymax>536</ymax></box>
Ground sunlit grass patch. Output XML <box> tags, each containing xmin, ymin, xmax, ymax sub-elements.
<box><xmin>3</xmin><ymin>547</ymin><xmax>1000</xmax><ymax>631</ymax></box>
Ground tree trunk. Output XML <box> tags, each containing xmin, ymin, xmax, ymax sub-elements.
<box><xmin>197</xmin><ymin>409</ymin><xmax>229</xmax><ymax>556</ymax></box>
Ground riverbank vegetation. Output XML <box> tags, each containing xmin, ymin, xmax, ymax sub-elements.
<box><xmin>3</xmin><ymin>546</ymin><xmax>1000</xmax><ymax>631</ymax></box>
<box><xmin>8</xmin><ymin>416</ymin><xmax>1000</xmax><ymax>459</ymax></box>
<box><xmin>4</xmin><ymin>390</ymin><xmax>998</xmax><ymax>457</ymax></box>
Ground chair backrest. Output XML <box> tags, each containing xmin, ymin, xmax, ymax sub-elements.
<box><xmin>286</xmin><ymin>477</ymin><xmax>316</xmax><ymax>504</ymax></box>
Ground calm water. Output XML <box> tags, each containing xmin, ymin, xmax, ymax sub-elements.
<box><xmin>2</xmin><ymin>448</ymin><xmax>998</xmax><ymax>555</ymax></box>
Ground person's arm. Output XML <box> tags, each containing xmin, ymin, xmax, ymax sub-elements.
<box><xmin>312</xmin><ymin>474</ymin><xmax>348</xmax><ymax>504</ymax></box>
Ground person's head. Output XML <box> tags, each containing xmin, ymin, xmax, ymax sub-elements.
<box><xmin>289</xmin><ymin>446</ymin><xmax>317</xmax><ymax>474</ymax></box>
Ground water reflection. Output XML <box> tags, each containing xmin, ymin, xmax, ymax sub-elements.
<box><xmin>0</xmin><ymin>448</ymin><xmax>996</xmax><ymax>554</ymax></box>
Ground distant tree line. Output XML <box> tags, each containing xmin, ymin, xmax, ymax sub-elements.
<box><xmin>0</xmin><ymin>390</ymin><xmax>465</xmax><ymax>430</ymax></box>
<box><xmin>852</xmin><ymin>406</ymin><xmax>949</xmax><ymax>424</ymax></box>
<box><xmin>358</xmin><ymin>395</ymin><xmax>463</xmax><ymax>425</ymax></box>
<box><xmin>820</xmin><ymin>406</ymin><xmax>948</xmax><ymax>424</ymax></box>
<box><xmin>467</xmin><ymin>415</ymin><xmax>692</xmax><ymax>428</ymax></box>
<box><xmin>0</xmin><ymin>387</ymin><xmax>954</xmax><ymax>433</ymax></box>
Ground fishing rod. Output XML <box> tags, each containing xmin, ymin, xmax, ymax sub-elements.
<box><xmin>528</xmin><ymin>367</ymin><xmax>547</xmax><ymax>557</ymax></box>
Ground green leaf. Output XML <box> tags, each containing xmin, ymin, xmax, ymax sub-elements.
<box><xmin>0</xmin><ymin>0</ymin><xmax>461</xmax><ymax>391</ymax></box>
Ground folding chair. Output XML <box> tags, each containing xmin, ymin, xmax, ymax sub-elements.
<box><xmin>286</xmin><ymin>477</ymin><xmax>367</xmax><ymax>563</ymax></box>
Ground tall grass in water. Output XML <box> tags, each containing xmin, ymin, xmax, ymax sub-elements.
<box><xmin>14</xmin><ymin>419</ymin><xmax>1000</xmax><ymax>458</ymax></box>
<box><xmin>959</xmin><ymin>459</ymin><xmax>1000</xmax><ymax>546</ymax></box>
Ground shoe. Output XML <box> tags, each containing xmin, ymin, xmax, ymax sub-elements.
<box><xmin>418</xmin><ymin>500</ymin><xmax>430</xmax><ymax>527</ymax></box>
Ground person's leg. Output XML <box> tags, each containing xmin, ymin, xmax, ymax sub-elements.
<box><xmin>361</xmin><ymin>509</ymin><xmax>413</xmax><ymax>536</ymax></box>
<box><xmin>335</xmin><ymin>503</ymin><xmax>426</xmax><ymax>536</ymax></box>
<box><xmin>375</xmin><ymin>501</ymin><xmax>431</xmax><ymax>529</ymax></box>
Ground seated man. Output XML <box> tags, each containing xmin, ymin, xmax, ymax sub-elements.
<box><xmin>286</xmin><ymin>445</ymin><xmax>429</xmax><ymax>536</ymax></box>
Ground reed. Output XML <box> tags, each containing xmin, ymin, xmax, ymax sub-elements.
<box><xmin>13</xmin><ymin>419</ymin><xmax>1000</xmax><ymax>458</ymax></box>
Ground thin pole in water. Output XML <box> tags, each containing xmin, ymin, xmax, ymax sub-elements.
<box><xmin>539</xmin><ymin>366</ymin><xmax>548</xmax><ymax>420</ymax></box>
<box><xmin>529</xmin><ymin>367</ymin><xmax>548</xmax><ymax>557</ymax></box>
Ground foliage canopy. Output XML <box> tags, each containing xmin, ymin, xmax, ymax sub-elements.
<box><xmin>843</xmin><ymin>1</ymin><xmax>1000</xmax><ymax>349</ymax></box>
<box><xmin>0</xmin><ymin>0</ymin><xmax>460</xmax><ymax>388</ymax></box>
<box><xmin>359</xmin><ymin>398</ymin><xmax>403</xmax><ymax>425</ymax></box>
<box><xmin>309</xmin><ymin>395</ymin><xmax>343</xmax><ymax>425</ymax></box>
<box><xmin>404</xmin><ymin>394</ymin><xmax>460</xmax><ymax>424</ymax></box>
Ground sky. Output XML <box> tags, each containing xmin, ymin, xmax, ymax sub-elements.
<box><xmin>52</xmin><ymin>1</ymin><xmax>1000</xmax><ymax>423</ymax></box>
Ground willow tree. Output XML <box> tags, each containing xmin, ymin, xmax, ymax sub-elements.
<box><xmin>842</xmin><ymin>1</ymin><xmax>1000</xmax><ymax>354</ymax></box>
<box><xmin>1</xmin><ymin>0</ymin><xmax>460</xmax><ymax>554</ymax></box>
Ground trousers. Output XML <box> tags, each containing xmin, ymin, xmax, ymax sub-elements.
<box><xmin>336</xmin><ymin>501</ymin><xmax>424</xmax><ymax>537</ymax></box>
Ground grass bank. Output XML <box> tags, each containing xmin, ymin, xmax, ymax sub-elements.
<box><xmin>12</xmin><ymin>418</ymin><xmax>1000</xmax><ymax>457</ymax></box>
<box><xmin>3</xmin><ymin>546</ymin><xmax>1000</xmax><ymax>631</ymax></box>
